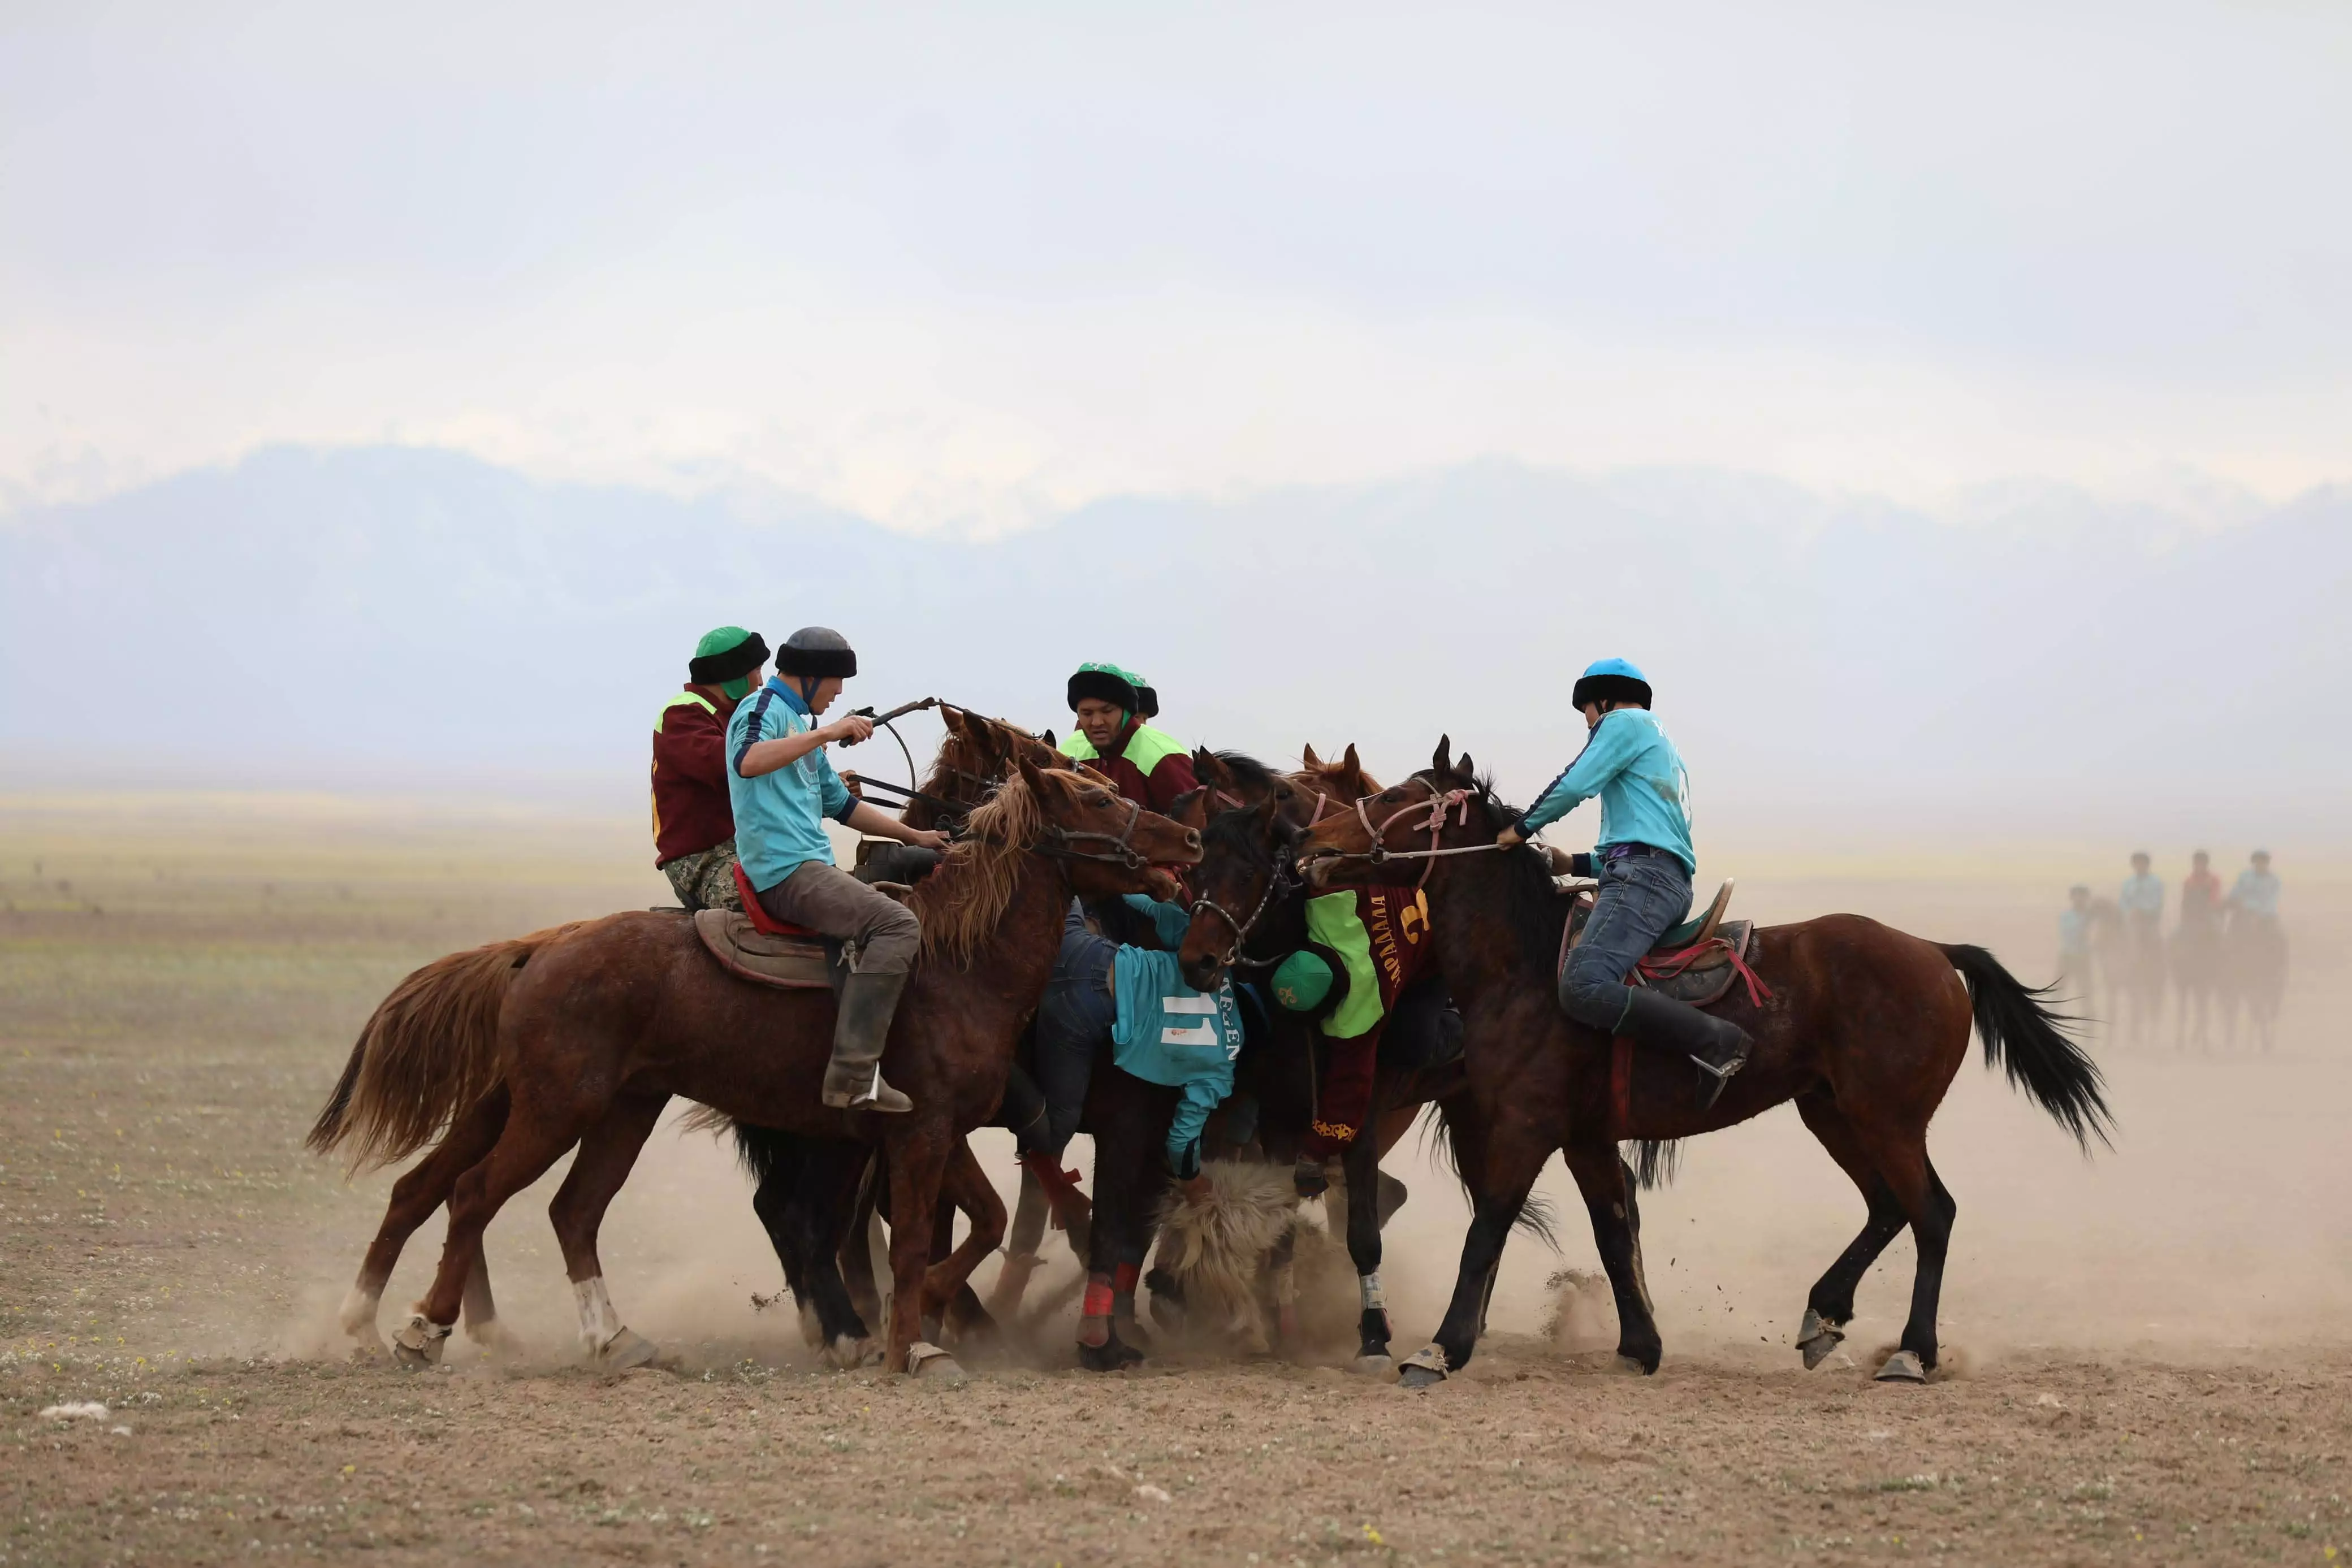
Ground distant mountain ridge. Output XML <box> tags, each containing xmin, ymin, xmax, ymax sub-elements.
<box><xmin>3</xmin><ymin>445</ymin><xmax>2345</xmax><ymax>842</ymax></box>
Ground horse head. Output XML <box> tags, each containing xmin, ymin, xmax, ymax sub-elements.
<box><xmin>1295</xmin><ymin>735</ymin><xmax>1486</xmax><ymax>889</ymax></box>
<box><xmin>1013</xmin><ymin>752</ymin><xmax>1202</xmax><ymax>899</ymax></box>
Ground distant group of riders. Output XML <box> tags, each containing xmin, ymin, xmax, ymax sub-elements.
<box><xmin>2057</xmin><ymin>848</ymin><xmax>2287</xmax><ymax>1049</ymax></box>
<box><xmin>311</xmin><ymin>621</ymin><xmax>2110</xmax><ymax>1387</ymax></box>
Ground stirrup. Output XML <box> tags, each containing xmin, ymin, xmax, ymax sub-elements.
<box><xmin>1689</xmin><ymin>1047</ymin><xmax>1747</xmax><ymax>1112</ymax></box>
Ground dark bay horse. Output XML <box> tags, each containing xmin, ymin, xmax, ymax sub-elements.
<box><xmin>308</xmin><ymin>755</ymin><xmax>1200</xmax><ymax>1374</ymax></box>
<box><xmin>1297</xmin><ymin>741</ymin><xmax>2111</xmax><ymax>1388</ymax></box>
<box><xmin>1174</xmin><ymin>747</ymin><xmax>1484</xmax><ymax>1374</ymax></box>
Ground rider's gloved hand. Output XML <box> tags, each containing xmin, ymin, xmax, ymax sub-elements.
<box><xmin>828</xmin><ymin>714</ymin><xmax>876</xmax><ymax>746</ymax></box>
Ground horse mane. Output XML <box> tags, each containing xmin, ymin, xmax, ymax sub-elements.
<box><xmin>1444</xmin><ymin>769</ymin><xmax>1572</xmax><ymax>976</ymax></box>
<box><xmin>909</xmin><ymin>774</ymin><xmax>1045</xmax><ymax>966</ymax></box>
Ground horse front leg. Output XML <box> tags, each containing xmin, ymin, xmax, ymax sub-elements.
<box><xmin>1339</xmin><ymin>1124</ymin><xmax>1393</xmax><ymax>1373</ymax></box>
<box><xmin>925</xmin><ymin>1138</ymin><xmax>1008</xmax><ymax>1355</ymax></box>
<box><xmin>880</xmin><ymin>1123</ymin><xmax>958</xmax><ymax>1378</ymax></box>
<box><xmin>1562</xmin><ymin>1137</ymin><xmax>1661</xmax><ymax>1373</ymax></box>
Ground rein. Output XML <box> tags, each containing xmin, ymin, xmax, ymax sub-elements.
<box><xmin>1326</xmin><ymin>788</ymin><xmax>1507</xmax><ymax>889</ymax></box>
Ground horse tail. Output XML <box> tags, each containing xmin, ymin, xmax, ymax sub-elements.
<box><xmin>1939</xmin><ymin>942</ymin><xmax>2113</xmax><ymax>1151</ymax></box>
<box><xmin>1626</xmin><ymin>1138</ymin><xmax>1683</xmax><ymax>1190</ymax></box>
<box><xmin>1423</xmin><ymin>1099</ymin><xmax>1560</xmax><ymax>1250</ymax></box>
<box><xmin>305</xmin><ymin>924</ymin><xmax>578</xmax><ymax>1168</ymax></box>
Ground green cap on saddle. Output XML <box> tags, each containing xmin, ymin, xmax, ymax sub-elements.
<box><xmin>1067</xmin><ymin>661</ymin><xmax>1145</xmax><ymax>716</ymax></box>
<box><xmin>688</xmin><ymin>627</ymin><xmax>770</xmax><ymax>700</ymax></box>
<box><xmin>1270</xmin><ymin>942</ymin><xmax>1351</xmax><ymax>1023</ymax></box>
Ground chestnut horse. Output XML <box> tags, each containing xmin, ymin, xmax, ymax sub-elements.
<box><xmin>1298</xmin><ymin>741</ymin><xmax>2111</xmax><ymax>1388</ymax></box>
<box><xmin>317</xmin><ymin>707</ymin><xmax>1069</xmax><ymax>1367</ymax></box>
<box><xmin>308</xmin><ymin>753</ymin><xmax>1199</xmax><ymax>1374</ymax></box>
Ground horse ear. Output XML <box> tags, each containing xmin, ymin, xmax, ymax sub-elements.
<box><xmin>1040</xmin><ymin>727</ymin><xmax>1057</xmax><ymax>750</ymax></box>
<box><xmin>1194</xmin><ymin>748</ymin><xmax>1232</xmax><ymax>790</ymax></box>
<box><xmin>1015</xmin><ymin>751</ymin><xmax>1051</xmax><ymax>800</ymax></box>
<box><xmin>1302</xmin><ymin>742</ymin><xmax>1324</xmax><ymax>770</ymax></box>
<box><xmin>1254</xmin><ymin>791</ymin><xmax>1280</xmax><ymax>827</ymax></box>
<box><xmin>1454</xmin><ymin>750</ymin><xmax>1476</xmax><ymax>782</ymax></box>
<box><xmin>1341</xmin><ymin>743</ymin><xmax>1360</xmax><ymax>776</ymax></box>
<box><xmin>1431</xmin><ymin>735</ymin><xmax>1453</xmax><ymax>777</ymax></box>
<box><xmin>941</xmin><ymin>704</ymin><xmax>967</xmax><ymax>737</ymax></box>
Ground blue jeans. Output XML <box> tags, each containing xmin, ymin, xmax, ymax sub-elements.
<box><xmin>1035</xmin><ymin>900</ymin><xmax>1118</xmax><ymax>1155</ymax></box>
<box><xmin>1559</xmin><ymin>848</ymin><xmax>1693</xmax><ymax>1032</ymax></box>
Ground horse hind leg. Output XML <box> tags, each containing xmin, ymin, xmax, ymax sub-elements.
<box><xmin>1842</xmin><ymin>1107</ymin><xmax>1956</xmax><ymax>1383</ymax></box>
<box><xmin>395</xmin><ymin>1097</ymin><xmax>590</xmax><ymax>1368</ymax></box>
<box><xmin>344</xmin><ymin>1085</ymin><xmax>508</xmax><ymax>1356</ymax></box>
<box><xmin>1791</xmin><ymin>1091</ymin><xmax>1908</xmax><ymax>1371</ymax></box>
<box><xmin>546</xmin><ymin>1091</ymin><xmax>672</xmax><ymax>1370</ymax></box>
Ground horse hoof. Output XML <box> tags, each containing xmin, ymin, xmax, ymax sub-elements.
<box><xmin>1797</xmin><ymin>1310</ymin><xmax>1847</xmax><ymax>1370</ymax></box>
<box><xmin>1352</xmin><ymin>1354</ymin><xmax>1395</xmax><ymax>1379</ymax></box>
<box><xmin>1612</xmin><ymin>1354</ymin><xmax>1654</xmax><ymax>1376</ymax></box>
<box><xmin>1078</xmin><ymin>1338</ymin><xmax>1145</xmax><ymax>1373</ymax></box>
<box><xmin>390</xmin><ymin>1315</ymin><xmax>449</xmax><ymax>1369</ymax></box>
<box><xmin>596</xmin><ymin>1328</ymin><xmax>662</xmax><ymax>1371</ymax></box>
<box><xmin>1874</xmin><ymin>1349</ymin><xmax>1928</xmax><ymax>1384</ymax></box>
<box><xmin>907</xmin><ymin>1341</ymin><xmax>966</xmax><ymax>1382</ymax></box>
<box><xmin>819</xmin><ymin>1333</ymin><xmax>875</xmax><ymax>1371</ymax></box>
<box><xmin>1397</xmin><ymin>1345</ymin><xmax>1449</xmax><ymax>1389</ymax></box>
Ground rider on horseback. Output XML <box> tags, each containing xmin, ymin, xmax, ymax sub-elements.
<box><xmin>1058</xmin><ymin>662</ymin><xmax>1199</xmax><ymax>814</ymax></box>
<box><xmin>652</xmin><ymin>626</ymin><xmax>770</xmax><ymax>912</ymax></box>
<box><xmin>727</xmin><ymin>626</ymin><xmax>950</xmax><ymax>1113</ymax></box>
<box><xmin>1494</xmin><ymin>657</ymin><xmax>1752</xmax><ymax>1108</ymax></box>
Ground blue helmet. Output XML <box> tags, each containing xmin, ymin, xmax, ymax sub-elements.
<box><xmin>1572</xmin><ymin>657</ymin><xmax>1652</xmax><ymax>711</ymax></box>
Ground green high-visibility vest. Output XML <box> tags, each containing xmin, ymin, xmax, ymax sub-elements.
<box><xmin>1059</xmin><ymin>722</ymin><xmax>1188</xmax><ymax>778</ymax></box>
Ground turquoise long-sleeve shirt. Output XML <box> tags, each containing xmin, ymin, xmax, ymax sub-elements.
<box><xmin>725</xmin><ymin>678</ymin><xmax>859</xmax><ymax>891</ymax></box>
<box><xmin>1515</xmin><ymin>708</ymin><xmax>1697</xmax><ymax>874</ymax></box>
<box><xmin>1106</xmin><ymin>897</ymin><xmax>1244</xmax><ymax>1175</ymax></box>
<box><xmin>2230</xmin><ymin>869</ymin><xmax>2281</xmax><ymax>919</ymax></box>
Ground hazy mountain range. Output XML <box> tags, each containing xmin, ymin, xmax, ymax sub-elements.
<box><xmin>4</xmin><ymin>447</ymin><xmax>2345</xmax><ymax>846</ymax></box>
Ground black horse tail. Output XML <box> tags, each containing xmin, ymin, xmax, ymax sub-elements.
<box><xmin>1940</xmin><ymin>943</ymin><xmax>2114</xmax><ymax>1151</ymax></box>
<box><xmin>729</xmin><ymin>1121</ymin><xmax>808</xmax><ymax>1188</ymax></box>
<box><xmin>1423</xmin><ymin>1101</ymin><xmax>1560</xmax><ymax>1250</ymax></box>
<box><xmin>1626</xmin><ymin>1138</ymin><xmax>1682</xmax><ymax>1190</ymax></box>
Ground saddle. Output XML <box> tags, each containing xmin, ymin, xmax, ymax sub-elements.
<box><xmin>692</xmin><ymin>864</ymin><xmax>910</xmax><ymax>991</ymax></box>
<box><xmin>1559</xmin><ymin>877</ymin><xmax>1757</xmax><ymax>1008</ymax></box>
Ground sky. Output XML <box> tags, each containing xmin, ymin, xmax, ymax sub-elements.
<box><xmin>4</xmin><ymin>1</ymin><xmax>2349</xmax><ymax>533</ymax></box>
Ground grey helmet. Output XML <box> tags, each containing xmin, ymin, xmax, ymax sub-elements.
<box><xmin>774</xmin><ymin>626</ymin><xmax>858</xmax><ymax>679</ymax></box>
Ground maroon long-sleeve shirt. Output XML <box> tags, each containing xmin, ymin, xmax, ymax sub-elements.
<box><xmin>651</xmin><ymin>686</ymin><xmax>742</xmax><ymax>866</ymax></box>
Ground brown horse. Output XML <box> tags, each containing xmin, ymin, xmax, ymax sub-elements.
<box><xmin>1297</xmin><ymin>741</ymin><xmax>2111</xmax><ymax>1388</ymax></box>
<box><xmin>318</xmin><ymin>707</ymin><xmax>1065</xmax><ymax>1367</ymax></box>
<box><xmin>308</xmin><ymin>752</ymin><xmax>1199</xmax><ymax>1375</ymax></box>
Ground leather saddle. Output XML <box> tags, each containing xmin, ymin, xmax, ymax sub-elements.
<box><xmin>692</xmin><ymin>864</ymin><xmax>912</xmax><ymax>992</ymax></box>
<box><xmin>1559</xmin><ymin>877</ymin><xmax>1756</xmax><ymax>1008</ymax></box>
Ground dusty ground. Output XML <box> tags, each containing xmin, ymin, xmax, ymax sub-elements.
<box><xmin>3</xmin><ymin>793</ymin><xmax>2347</xmax><ymax>1566</ymax></box>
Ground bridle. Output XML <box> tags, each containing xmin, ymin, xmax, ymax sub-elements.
<box><xmin>1031</xmin><ymin>791</ymin><xmax>1155</xmax><ymax>869</ymax></box>
<box><xmin>1189</xmin><ymin>846</ymin><xmax>1296</xmax><ymax>970</ymax></box>
<box><xmin>1308</xmin><ymin>784</ymin><xmax>1502</xmax><ymax>889</ymax></box>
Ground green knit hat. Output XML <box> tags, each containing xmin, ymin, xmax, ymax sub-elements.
<box><xmin>688</xmin><ymin>626</ymin><xmax>769</xmax><ymax>685</ymax></box>
<box><xmin>1067</xmin><ymin>661</ymin><xmax>1143</xmax><ymax>714</ymax></box>
<box><xmin>1271</xmin><ymin>945</ymin><xmax>1350</xmax><ymax>1021</ymax></box>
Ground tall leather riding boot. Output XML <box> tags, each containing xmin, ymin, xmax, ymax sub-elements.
<box><xmin>822</xmin><ymin>971</ymin><xmax>915</xmax><ymax>1112</ymax></box>
<box><xmin>994</xmin><ymin>1062</ymin><xmax>1052</xmax><ymax>1157</ymax></box>
<box><xmin>1619</xmin><ymin>987</ymin><xmax>1753</xmax><ymax>1112</ymax></box>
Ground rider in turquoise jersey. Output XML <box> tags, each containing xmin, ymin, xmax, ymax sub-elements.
<box><xmin>1495</xmin><ymin>658</ymin><xmax>1752</xmax><ymax>1108</ymax></box>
